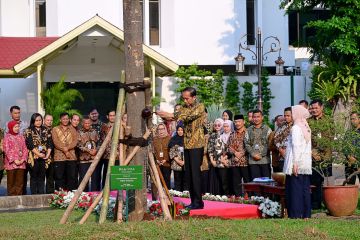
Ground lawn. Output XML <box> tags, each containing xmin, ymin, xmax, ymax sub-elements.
<box><xmin>0</xmin><ymin>209</ymin><xmax>360</xmax><ymax>240</ymax></box>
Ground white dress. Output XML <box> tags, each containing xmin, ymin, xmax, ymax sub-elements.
<box><xmin>283</xmin><ymin>125</ymin><xmax>312</xmax><ymax>175</ymax></box>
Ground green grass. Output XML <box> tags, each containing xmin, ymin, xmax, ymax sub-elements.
<box><xmin>0</xmin><ymin>209</ymin><xmax>360</xmax><ymax>240</ymax></box>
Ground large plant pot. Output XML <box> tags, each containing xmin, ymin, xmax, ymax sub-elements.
<box><xmin>323</xmin><ymin>185</ymin><xmax>359</xmax><ymax>217</ymax></box>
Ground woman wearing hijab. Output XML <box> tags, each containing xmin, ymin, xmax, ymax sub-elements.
<box><xmin>283</xmin><ymin>105</ymin><xmax>312</xmax><ymax>219</ymax></box>
<box><xmin>2</xmin><ymin>120</ymin><xmax>28</xmax><ymax>196</ymax></box>
<box><xmin>208</xmin><ymin>118</ymin><xmax>225</xmax><ymax>195</ymax></box>
<box><xmin>153</xmin><ymin>123</ymin><xmax>171</xmax><ymax>189</ymax></box>
<box><xmin>168</xmin><ymin>123</ymin><xmax>187</xmax><ymax>191</ymax></box>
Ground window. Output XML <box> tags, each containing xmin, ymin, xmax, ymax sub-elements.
<box><xmin>246</xmin><ymin>0</ymin><xmax>255</xmax><ymax>45</ymax></box>
<box><xmin>288</xmin><ymin>10</ymin><xmax>330</xmax><ymax>47</ymax></box>
<box><xmin>149</xmin><ymin>0</ymin><xmax>160</xmax><ymax>45</ymax></box>
<box><xmin>36</xmin><ymin>0</ymin><xmax>46</xmax><ymax>36</ymax></box>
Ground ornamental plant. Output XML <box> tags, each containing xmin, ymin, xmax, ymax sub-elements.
<box><xmin>175</xmin><ymin>64</ymin><xmax>224</xmax><ymax>107</ymax></box>
<box><xmin>224</xmin><ymin>74</ymin><xmax>241</xmax><ymax>114</ymax></box>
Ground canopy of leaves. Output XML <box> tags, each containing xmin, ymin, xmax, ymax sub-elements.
<box><xmin>41</xmin><ymin>75</ymin><xmax>83</xmax><ymax>125</ymax></box>
<box><xmin>280</xmin><ymin>0</ymin><xmax>360</xmax><ymax>105</ymax></box>
<box><xmin>175</xmin><ymin>64</ymin><xmax>224</xmax><ymax>107</ymax></box>
<box><xmin>241</xmin><ymin>81</ymin><xmax>256</xmax><ymax>113</ymax></box>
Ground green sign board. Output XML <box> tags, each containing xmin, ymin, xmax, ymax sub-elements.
<box><xmin>110</xmin><ymin>166</ymin><xmax>143</xmax><ymax>190</ymax></box>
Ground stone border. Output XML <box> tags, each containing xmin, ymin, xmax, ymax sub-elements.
<box><xmin>0</xmin><ymin>194</ymin><xmax>52</xmax><ymax>212</ymax></box>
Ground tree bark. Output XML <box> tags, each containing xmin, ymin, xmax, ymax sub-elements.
<box><xmin>123</xmin><ymin>0</ymin><xmax>147</xmax><ymax>221</ymax></box>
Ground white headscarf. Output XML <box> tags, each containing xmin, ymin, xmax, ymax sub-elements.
<box><xmin>291</xmin><ymin>105</ymin><xmax>311</xmax><ymax>142</ymax></box>
<box><xmin>220</xmin><ymin>120</ymin><xmax>232</xmax><ymax>144</ymax></box>
<box><xmin>213</xmin><ymin>118</ymin><xmax>224</xmax><ymax>132</ymax></box>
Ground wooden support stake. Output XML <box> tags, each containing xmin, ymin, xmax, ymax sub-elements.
<box><xmin>123</xmin><ymin>130</ymin><xmax>151</xmax><ymax>166</ymax></box>
<box><xmin>79</xmin><ymin>191</ymin><xmax>103</xmax><ymax>224</ymax></box>
<box><xmin>59</xmin><ymin>129</ymin><xmax>112</xmax><ymax>224</ymax></box>
<box><xmin>99</xmin><ymin>71</ymin><xmax>126</xmax><ymax>224</ymax></box>
<box><xmin>147</xmin><ymin>147</ymin><xmax>172</xmax><ymax>221</ymax></box>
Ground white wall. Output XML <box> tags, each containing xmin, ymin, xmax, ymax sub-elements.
<box><xmin>0</xmin><ymin>0</ymin><xmax>35</xmax><ymax>36</ymax></box>
<box><xmin>46</xmin><ymin>0</ymin><xmax>123</xmax><ymax>36</ymax></box>
<box><xmin>158</xmin><ymin>75</ymin><xmax>308</xmax><ymax>120</ymax></box>
<box><xmin>0</xmin><ymin>76</ymin><xmax>37</xmax><ymax>126</ymax></box>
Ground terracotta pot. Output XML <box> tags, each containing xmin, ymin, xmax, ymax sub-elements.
<box><xmin>323</xmin><ymin>185</ymin><xmax>359</xmax><ymax>217</ymax></box>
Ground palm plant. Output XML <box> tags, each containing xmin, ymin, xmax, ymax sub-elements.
<box><xmin>41</xmin><ymin>75</ymin><xmax>83</xmax><ymax>125</ymax></box>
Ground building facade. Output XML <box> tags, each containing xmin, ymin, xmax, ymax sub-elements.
<box><xmin>0</xmin><ymin>0</ymin><xmax>312</xmax><ymax>123</ymax></box>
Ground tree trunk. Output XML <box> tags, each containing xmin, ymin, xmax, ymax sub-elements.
<box><xmin>123</xmin><ymin>0</ymin><xmax>146</xmax><ymax>221</ymax></box>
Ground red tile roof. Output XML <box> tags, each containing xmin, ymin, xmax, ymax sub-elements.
<box><xmin>0</xmin><ymin>37</ymin><xmax>59</xmax><ymax>70</ymax></box>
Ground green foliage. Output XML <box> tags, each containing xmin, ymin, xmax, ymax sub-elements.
<box><xmin>151</xmin><ymin>94</ymin><xmax>165</xmax><ymax>107</ymax></box>
<box><xmin>206</xmin><ymin>104</ymin><xmax>226</xmax><ymax>124</ymax></box>
<box><xmin>175</xmin><ymin>64</ymin><xmax>224</xmax><ymax>107</ymax></box>
<box><xmin>224</xmin><ymin>74</ymin><xmax>241</xmax><ymax>114</ymax></box>
<box><xmin>310</xmin><ymin>113</ymin><xmax>360</xmax><ymax>179</ymax></box>
<box><xmin>280</xmin><ymin>0</ymin><xmax>360</xmax><ymax>106</ymax></box>
<box><xmin>240</xmin><ymin>81</ymin><xmax>256</xmax><ymax>113</ymax></box>
<box><xmin>41</xmin><ymin>75</ymin><xmax>83</xmax><ymax>125</ymax></box>
<box><xmin>254</xmin><ymin>69</ymin><xmax>274</xmax><ymax>123</ymax></box>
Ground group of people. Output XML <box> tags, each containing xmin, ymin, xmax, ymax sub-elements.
<box><xmin>156</xmin><ymin>87</ymin><xmax>360</xmax><ymax>218</ymax></box>
<box><xmin>1</xmin><ymin>87</ymin><xmax>359</xmax><ymax>220</ymax></box>
<box><xmin>0</xmin><ymin>106</ymin><xmax>127</xmax><ymax>196</ymax></box>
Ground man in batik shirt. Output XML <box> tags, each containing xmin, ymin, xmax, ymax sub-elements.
<box><xmin>272</xmin><ymin>107</ymin><xmax>293</xmax><ymax>172</ymax></box>
<box><xmin>157</xmin><ymin>87</ymin><xmax>206</xmax><ymax>209</ymax></box>
<box><xmin>78</xmin><ymin>116</ymin><xmax>100</xmax><ymax>192</ymax></box>
<box><xmin>228</xmin><ymin>114</ymin><xmax>249</xmax><ymax>196</ymax></box>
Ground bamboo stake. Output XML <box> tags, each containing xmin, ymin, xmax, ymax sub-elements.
<box><xmin>147</xmin><ymin>147</ymin><xmax>172</xmax><ymax>221</ymax></box>
<box><xmin>59</xmin><ymin>128</ymin><xmax>112</xmax><ymax>224</ymax></box>
<box><xmin>116</xmin><ymin>113</ymin><xmax>126</xmax><ymax>223</ymax></box>
<box><xmin>99</xmin><ymin>71</ymin><xmax>126</xmax><ymax>224</ymax></box>
<box><xmin>123</xmin><ymin>130</ymin><xmax>151</xmax><ymax>166</ymax></box>
<box><xmin>79</xmin><ymin>191</ymin><xmax>103</xmax><ymax>224</ymax></box>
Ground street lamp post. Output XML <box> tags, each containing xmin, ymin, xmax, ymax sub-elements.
<box><xmin>235</xmin><ymin>28</ymin><xmax>284</xmax><ymax>111</ymax></box>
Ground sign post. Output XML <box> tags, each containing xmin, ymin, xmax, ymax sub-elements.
<box><xmin>110</xmin><ymin>165</ymin><xmax>143</xmax><ymax>221</ymax></box>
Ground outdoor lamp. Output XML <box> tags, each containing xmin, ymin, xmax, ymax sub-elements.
<box><xmin>234</xmin><ymin>53</ymin><xmax>245</xmax><ymax>72</ymax></box>
<box><xmin>275</xmin><ymin>56</ymin><xmax>285</xmax><ymax>75</ymax></box>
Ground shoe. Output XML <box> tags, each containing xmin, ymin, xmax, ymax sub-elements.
<box><xmin>191</xmin><ymin>205</ymin><xmax>204</xmax><ymax>210</ymax></box>
<box><xmin>185</xmin><ymin>204</ymin><xmax>193</xmax><ymax>209</ymax></box>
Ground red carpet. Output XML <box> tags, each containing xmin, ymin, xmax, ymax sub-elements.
<box><xmin>173</xmin><ymin>197</ymin><xmax>261</xmax><ymax>219</ymax></box>
<box><xmin>89</xmin><ymin>191</ymin><xmax>260</xmax><ymax>219</ymax></box>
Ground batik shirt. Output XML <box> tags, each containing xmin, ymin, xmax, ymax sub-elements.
<box><xmin>245</xmin><ymin>124</ymin><xmax>272</xmax><ymax>165</ymax></box>
<box><xmin>273</xmin><ymin>122</ymin><xmax>292</xmax><ymax>161</ymax></box>
<box><xmin>174</xmin><ymin>101</ymin><xmax>206</xmax><ymax>149</ymax></box>
<box><xmin>207</xmin><ymin>132</ymin><xmax>227</xmax><ymax>168</ymax></box>
<box><xmin>25</xmin><ymin>126</ymin><xmax>53</xmax><ymax>160</ymax></box>
<box><xmin>78</xmin><ymin>128</ymin><xmax>99</xmax><ymax>162</ymax></box>
<box><xmin>169</xmin><ymin>145</ymin><xmax>184</xmax><ymax>171</ymax></box>
<box><xmin>91</xmin><ymin>120</ymin><xmax>104</xmax><ymax>138</ymax></box>
<box><xmin>51</xmin><ymin>126</ymin><xmax>78</xmax><ymax>161</ymax></box>
<box><xmin>228</xmin><ymin>128</ymin><xmax>248</xmax><ymax>167</ymax></box>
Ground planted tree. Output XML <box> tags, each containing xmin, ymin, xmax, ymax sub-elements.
<box><xmin>41</xmin><ymin>75</ymin><xmax>83</xmax><ymax>125</ymax></box>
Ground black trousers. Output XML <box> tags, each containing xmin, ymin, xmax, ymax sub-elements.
<box><xmin>311</xmin><ymin>166</ymin><xmax>332</xmax><ymax>209</ymax></box>
<box><xmin>29</xmin><ymin>159</ymin><xmax>46</xmax><ymax>194</ymax></box>
<box><xmin>249</xmin><ymin>164</ymin><xmax>271</xmax><ymax>180</ymax></box>
<box><xmin>0</xmin><ymin>169</ymin><xmax>4</xmax><ymax>185</ymax></box>
<box><xmin>79</xmin><ymin>162</ymin><xmax>102</xmax><ymax>192</ymax></box>
<box><xmin>231</xmin><ymin>166</ymin><xmax>250</xmax><ymax>196</ymax></box>
<box><xmin>174</xmin><ymin>170</ymin><xmax>187</xmax><ymax>191</ymax></box>
<box><xmin>285</xmin><ymin>174</ymin><xmax>311</xmax><ymax>218</ymax></box>
<box><xmin>160</xmin><ymin>166</ymin><xmax>171</xmax><ymax>190</ymax></box>
<box><xmin>184</xmin><ymin>148</ymin><xmax>204</xmax><ymax>207</ymax></box>
<box><xmin>46</xmin><ymin>162</ymin><xmax>55</xmax><ymax>194</ymax></box>
<box><xmin>216</xmin><ymin>168</ymin><xmax>229</xmax><ymax>195</ymax></box>
<box><xmin>272</xmin><ymin>161</ymin><xmax>284</xmax><ymax>173</ymax></box>
<box><xmin>200</xmin><ymin>170</ymin><xmax>209</xmax><ymax>194</ymax></box>
<box><xmin>54</xmin><ymin>161</ymin><xmax>78</xmax><ymax>191</ymax></box>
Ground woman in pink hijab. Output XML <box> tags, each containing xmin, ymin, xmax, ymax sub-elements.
<box><xmin>2</xmin><ymin>120</ymin><xmax>28</xmax><ymax>196</ymax></box>
<box><xmin>283</xmin><ymin>105</ymin><xmax>312</xmax><ymax>219</ymax></box>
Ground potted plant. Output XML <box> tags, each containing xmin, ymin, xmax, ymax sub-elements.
<box><xmin>310</xmin><ymin>114</ymin><xmax>360</xmax><ymax>216</ymax></box>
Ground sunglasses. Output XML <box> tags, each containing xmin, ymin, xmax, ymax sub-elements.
<box><xmin>214</xmin><ymin>124</ymin><xmax>222</xmax><ymax>127</ymax></box>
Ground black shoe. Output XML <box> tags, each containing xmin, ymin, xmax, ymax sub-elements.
<box><xmin>191</xmin><ymin>205</ymin><xmax>204</xmax><ymax>210</ymax></box>
<box><xmin>185</xmin><ymin>204</ymin><xmax>193</xmax><ymax>209</ymax></box>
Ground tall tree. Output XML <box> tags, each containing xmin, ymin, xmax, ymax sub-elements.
<box><xmin>123</xmin><ymin>0</ymin><xmax>146</xmax><ymax>221</ymax></box>
<box><xmin>224</xmin><ymin>74</ymin><xmax>241</xmax><ymax>114</ymax></box>
<box><xmin>280</xmin><ymin>0</ymin><xmax>359</xmax><ymax>114</ymax></box>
